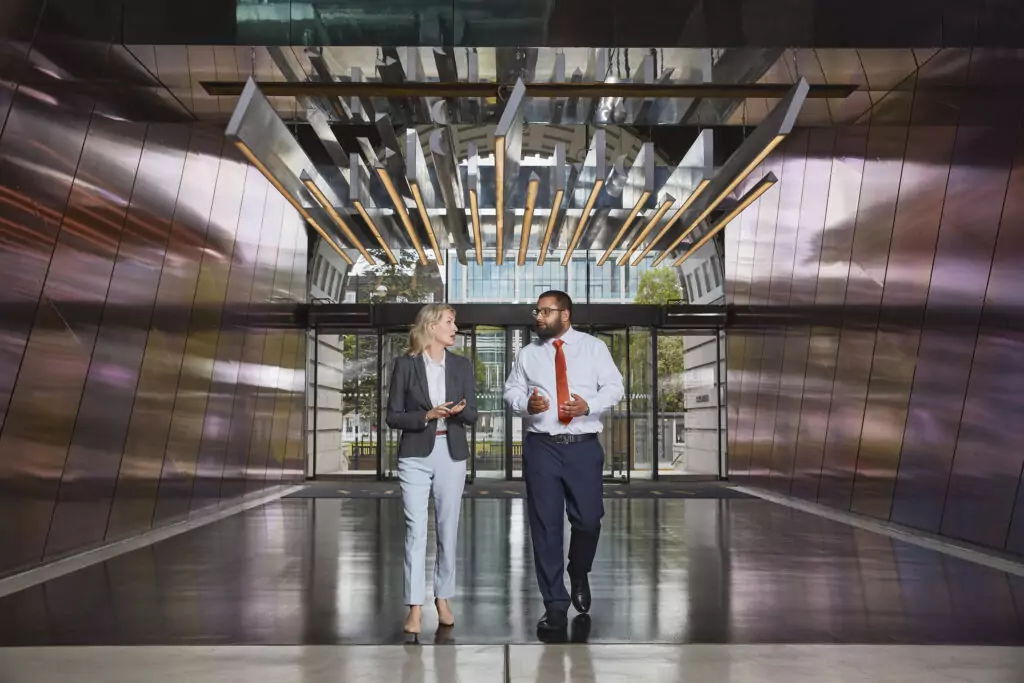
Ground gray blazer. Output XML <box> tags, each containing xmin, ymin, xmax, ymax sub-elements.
<box><xmin>385</xmin><ymin>351</ymin><xmax>478</xmax><ymax>461</ymax></box>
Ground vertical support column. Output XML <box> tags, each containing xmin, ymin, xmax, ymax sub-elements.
<box><xmin>625</xmin><ymin>328</ymin><xmax>632</xmax><ymax>483</ymax></box>
<box><xmin>311</xmin><ymin>330</ymin><xmax>319</xmax><ymax>478</ymax></box>
<box><xmin>504</xmin><ymin>328</ymin><xmax>515</xmax><ymax>480</ymax></box>
<box><xmin>652</xmin><ymin>329</ymin><xmax>660</xmax><ymax>482</ymax></box>
<box><xmin>376</xmin><ymin>331</ymin><xmax>384</xmax><ymax>481</ymax></box>
<box><xmin>470</xmin><ymin>326</ymin><xmax>478</xmax><ymax>484</ymax></box>
<box><xmin>717</xmin><ymin>327</ymin><xmax>725</xmax><ymax>480</ymax></box>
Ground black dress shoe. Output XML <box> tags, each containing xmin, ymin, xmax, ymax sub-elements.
<box><xmin>570</xmin><ymin>575</ymin><xmax>591</xmax><ymax>614</ymax></box>
<box><xmin>570</xmin><ymin>614</ymin><xmax>592</xmax><ymax>643</ymax></box>
<box><xmin>537</xmin><ymin>608</ymin><xmax>568</xmax><ymax>632</ymax></box>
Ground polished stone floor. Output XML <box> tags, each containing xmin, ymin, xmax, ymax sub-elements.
<box><xmin>3</xmin><ymin>644</ymin><xmax>1024</xmax><ymax>682</ymax></box>
<box><xmin>1</xmin><ymin>497</ymin><xmax>1024</xmax><ymax>646</ymax></box>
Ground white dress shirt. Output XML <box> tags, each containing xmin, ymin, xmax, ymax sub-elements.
<box><xmin>423</xmin><ymin>352</ymin><xmax>446</xmax><ymax>430</ymax></box>
<box><xmin>504</xmin><ymin>326</ymin><xmax>624</xmax><ymax>435</ymax></box>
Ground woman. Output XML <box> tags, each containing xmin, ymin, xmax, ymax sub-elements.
<box><xmin>386</xmin><ymin>303</ymin><xmax>477</xmax><ymax>635</ymax></box>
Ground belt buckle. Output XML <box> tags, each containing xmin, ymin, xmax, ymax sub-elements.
<box><xmin>553</xmin><ymin>434</ymin><xmax>571</xmax><ymax>444</ymax></box>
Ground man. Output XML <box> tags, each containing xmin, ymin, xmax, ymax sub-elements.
<box><xmin>503</xmin><ymin>290</ymin><xmax>625</xmax><ymax>635</ymax></box>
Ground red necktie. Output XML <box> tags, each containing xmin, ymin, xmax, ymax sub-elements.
<box><xmin>553</xmin><ymin>339</ymin><xmax>571</xmax><ymax>424</ymax></box>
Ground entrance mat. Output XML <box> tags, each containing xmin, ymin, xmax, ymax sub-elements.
<box><xmin>285</xmin><ymin>480</ymin><xmax>753</xmax><ymax>499</ymax></box>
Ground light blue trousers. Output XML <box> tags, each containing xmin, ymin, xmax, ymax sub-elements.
<box><xmin>397</xmin><ymin>436</ymin><xmax>466</xmax><ymax>606</ymax></box>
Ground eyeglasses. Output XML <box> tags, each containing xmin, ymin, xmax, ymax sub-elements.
<box><xmin>531</xmin><ymin>307</ymin><xmax>564</xmax><ymax>318</ymax></box>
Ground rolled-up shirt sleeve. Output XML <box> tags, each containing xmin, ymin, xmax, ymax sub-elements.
<box><xmin>584</xmin><ymin>340</ymin><xmax>624</xmax><ymax>416</ymax></box>
<box><xmin>504</xmin><ymin>353</ymin><xmax>530</xmax><ymax>416</ymax></box>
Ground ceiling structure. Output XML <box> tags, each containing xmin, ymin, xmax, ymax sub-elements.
<box><xmin>102</xmin><ymin>44</ymin><xmax>1008</xmax><ymax>274</ymax></box>
<box><xmin>126</xmin><ymin>45</ymin><xmax>942</xmax><ymax>128</ymax></box>
<box><xmin>210</xmin><ymin>46</ymin><xmax>823</xmax><ymax>270</ymax></box>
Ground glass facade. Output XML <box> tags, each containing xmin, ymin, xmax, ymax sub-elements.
<box><xmin>312</xmin><ymin>246</ymin><xmax>724</xmax><ymax>480</ymax></box>
<box><xmin>341</xmin><ymin>248</ymin><xmax>654</xmax><ymax>305</ymax></box>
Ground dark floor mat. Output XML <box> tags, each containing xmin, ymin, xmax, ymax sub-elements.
<box><xmin>285</xmin><ymin>480</ymin><xmax>753</xmax><ymax>499</ymax></box>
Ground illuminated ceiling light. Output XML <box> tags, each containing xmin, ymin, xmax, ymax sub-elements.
<box><xmin>409</xmin><ymin>181</ymin><xmax>444</xmax><ymax>266</ymax></box>
<box><xmin>468</xmin><ymin>188</ymin><xmax>483</xmax><ymax>266</ymax></box>
<box><xmin>233</xmin><ymin>140</ymin><xmax>352</xmax><ymax>265</ymax></box>
<box><xmin>301</xmin><ymin>177</ymin><xmax>374</xmax><ymax>266</ymax></box>
<box><xmin>376</xmin><ymin>166</ymin><xmax>428</xmax><ymax>265</ymax></box>
<box><xmin>494</xmin><ymin>134</ymin><xmax>506</xmax><ymax>265</ymax></box>
<box><xmin>597</xmin><ymin>189</ymin><xmax>651</xmax><ymax>267</ymax></box>
<box><xmin>619</xmin><ymin>194</ymin><xmax>675</xmax><ymax>266</ymax></box>
<box><xmin>352</xmin><ymin>200</ymin><xmax>397</xmax><ymax>264</ymax></box>
<box><xmin>632</xmin><ymin>179</ymin><xmax>709</xmax><ymax>265</ymax></box>
<box><xmin>517</xmin><ymin>173</ymin><xmax>540</xmax><ymax>266</ymax></box>
<box><xmin>672</xmin><ymin>173</ymin><xmax>777</xmax><ymax>267</ymax></box>
<box><xmin>653</xmin><ymin>134</ymin><xmax>785</xmax><ymax>267</ymax></box>
<box><xmin>537</xmin><ymin>188</ymin><xmax>564</xmax><ymax>266</ymax></box>
<box><xmin>560</xmin><ymin>179</ymin><xmax>604</xmax><ymax>267</ymax></box>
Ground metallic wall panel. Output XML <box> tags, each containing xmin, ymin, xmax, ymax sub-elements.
<box><xmin>44</xmin><ymin>124</ymin><xmax>191</xmax><ymax>559</ymax></box>
<box><xmin>849</xmin><ymin>125</ymin><xmax>957</xmax><ymax>519</ymax></box>
<box><xmin>105</xmin><ymin>128</ymin><xmax>224</xmax><ymax>542</ymax></box>
<box><xmin>934</xmin><ymin>126</ymin><xmax>1023</xmax><ymax>544</ymax></box>
<box><xmin>770</xmin><ymin>129</ymin><xmax>834</xmax><ymax>494</ymax></box>
<box><xmin>746</xmin><ymin>149</ymin><xmax>785</xmax><ymax>488</ymax></box>
<box><xmin>0</xmin><ymin>93</ymin><xmax>92</xmax><ymax>438</ymax></box>
<box><xmin>891</xmin><ymin>125</ymin><xmax>1014</xmax><ymax>533</ymax></box>
<box><xmin>242</xmin><ymin>186</ymin><xmax>287</xmax><ymax>492</ymax></box>
<box><xmin>728</xmin><ymin>201</ymin><xmax>764</xmax><ymax>477</ymax></box>
<box><xmin>791</xmin><ymin>128</ymin><xmax>865</xmax><ymax>501</ymax></box>
<box><xmin>281</xmin><ymin>212</ymin><xmax>309</xmax><ymax>481</ymax></box>
<box><xmin>817</xmin><ymin>125</ymin><xmax>901</xmax><ymax>509</ymax></box>
<box><xmin>942</xmin><ymin>94</ymin><xmax>1024</xmax><ymax>552</ymax></box>
<box><xmin>151</xmin><ymin>152</ymin><xmax>250</xmax><ymax>526</ymax></box>
<box><xmin>0</xmin><ymin>29</ymin><xmax>309</xmax><ymax>573</ymax></box>
<box><xmin>766</xmin><ymin>131</ymin><xmax>808</xmax><ymax>492</ymax></box>
<box><xmin>264</xmin><ymin>200</ymin><xmax>303</xmax><ymax>486</ymax></box>
<box><xmin>817</xmin><ymin>124</ymin><xmax>906</xmax><ymax>512</ymax></box>
<box><xmin>0</xmin><ymin>114</ymin><xmax>143</xmax><ymax>573</ymax></box>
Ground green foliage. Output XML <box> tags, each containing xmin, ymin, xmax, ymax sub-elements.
<box><xmin>366</xmin><ymin>248</ymin><xmax>440</xmax><ymax>302</ymax></box>
<box><xmin>635</xmin><ymin>267</ymin><xmax>684</xmax><ymax>305</ymax></box>
<box><xmin>634</xmin><ymin>268</ymin><xmax>686</xmax><ymax>413</ymax></box>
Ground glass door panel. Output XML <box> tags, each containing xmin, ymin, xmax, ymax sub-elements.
<box><xmin>379</xmin><ymin>330</ymin><xmax>408</xmax><ymax>479</ymax></box>
<box><xmin>506</xmin><ymin>327</ymin><xmax>531</xmax><ymax>480</ymax></box>
<box><xmin>471</xmin><ymin>326</ymin><xmax>508</xmax><ymax>479</ymax></box>
<box><xmin>629</xmin><ymin>327</ymin><xmax>655</xmax><ymax>480</ymax></box>
<box><xmin>593</xmin><ymin>328</ymin><xmax>629</xmax><ymax>482</ymax></box>
<box><xmin>310</xmin><ymin>329</ymin><xmax>378</xmax><ymax>476</ymax></box>
<box><xmin>657</xmin><ymin>330</ymin><xmax>721</xmax><ymax>477</ymax></box>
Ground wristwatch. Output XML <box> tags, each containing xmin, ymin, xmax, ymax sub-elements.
<box><xmin>584</xmin><ymin>406</ymin><xmax>590</xmax><ymax>416</ymax></box>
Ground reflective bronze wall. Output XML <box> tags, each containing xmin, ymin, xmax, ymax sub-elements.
<box><xmin>0</xmin><ymin>3</ymin><xmax>308</xmax><ymax>576</ymax></box>
<box><xmin>725</xmin><ymin>49</ymin><xmax>1024</xmax><ymax>556</ymax></box>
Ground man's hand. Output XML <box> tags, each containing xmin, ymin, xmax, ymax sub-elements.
<box><xmin>560</xmin><ymin>393</ymin><xmax>589</xmax><ymax>419</ymax></box>
<box><xmin>527</xmin><ymin>388</ymin><xmax>550</xmax><ymax>415</ymax></box>
<box><xmin>447</xmin><ymin>398</ymin><xmax>467</xmax><ymax>415</ymax></box>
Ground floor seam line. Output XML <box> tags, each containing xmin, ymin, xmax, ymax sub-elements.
<box><xmin>0</xmin><ymin>484</ymin><xmax>304</xmax><ymax>598</ymax></box>
<box><xmin>733</xmin><ymin>485</ymin><xmax>1024</xmax><ymax>577</ymax></box>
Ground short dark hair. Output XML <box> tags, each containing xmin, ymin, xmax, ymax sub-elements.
<box><xmin>537</xmin><ymin>290</ymin><xmax>572</xmax><ymax>316</ymax></box>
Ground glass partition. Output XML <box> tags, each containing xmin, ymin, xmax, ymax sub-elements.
<box><xmin>656</xmin><ymin>329</ymin><xmax>723</xmax><ymax>477</ymax></box>
<box><xmin>309</xmin><ymin>329</ymin><xmax>379</xmax><ymax>476</ymax></box>
<box><xmin>309</xmin><ymin>320</ymin><xmax>725</xmax><ymax>481</ymax></box>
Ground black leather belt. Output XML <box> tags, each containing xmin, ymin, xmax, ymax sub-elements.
<box><xmin>529</xmin><ymin>432</ymin><xmax>598</xmax><ymax>444</ymax></box>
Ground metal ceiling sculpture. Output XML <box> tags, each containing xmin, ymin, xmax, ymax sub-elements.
<box><xmin>222</xmin><ymin>47</ymin><xmax>813</xmax><ymax>271</ymax></box>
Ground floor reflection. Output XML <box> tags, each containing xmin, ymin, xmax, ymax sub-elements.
<box><xmin>0</xmin><ymin>497</ymin><xmax>1022</xmax><ymax>645</ymax></box>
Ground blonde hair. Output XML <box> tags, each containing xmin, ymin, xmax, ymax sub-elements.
<box><xmin>407</xmin><ymin>303</ymin><xmax>456</xmax><ymax>356</ymax></box>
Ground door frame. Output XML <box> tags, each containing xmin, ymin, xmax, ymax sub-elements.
<box><xmin>311</xmin><ymin>306</ymin><xmax>727</xmax><ymax>482</ymax></box>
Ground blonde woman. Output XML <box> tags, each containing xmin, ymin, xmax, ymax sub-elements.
<box><xmin>385</xmin><ymin>303</ymin><xmax>477</xmax><ymax>635</ymax></box>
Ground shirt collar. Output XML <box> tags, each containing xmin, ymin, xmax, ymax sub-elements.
<box><xmin>546</xmin><ymin>326</ymin><xmax>579</xmax><ymax>346</ymax></box>
<box><xmin>423</xmin><ymin>350</ymin><xmax>446</xmax><ymax>368</ymax></box>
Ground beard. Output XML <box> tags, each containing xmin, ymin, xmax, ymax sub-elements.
<box><xmin>535</xmin><ymin>320</ymin><xmax>564</xmax><ymax>339</ymax></box>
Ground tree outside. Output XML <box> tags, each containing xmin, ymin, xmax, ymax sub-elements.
<box><xmin>634</xmin><ymin>268</ymin><xmax>686</xmax><ymax>413</ymax></box>
<box><xmin>364</xmin><ymin>248</ymin><xmax>443</xmax><ymax>303</ymax></box>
